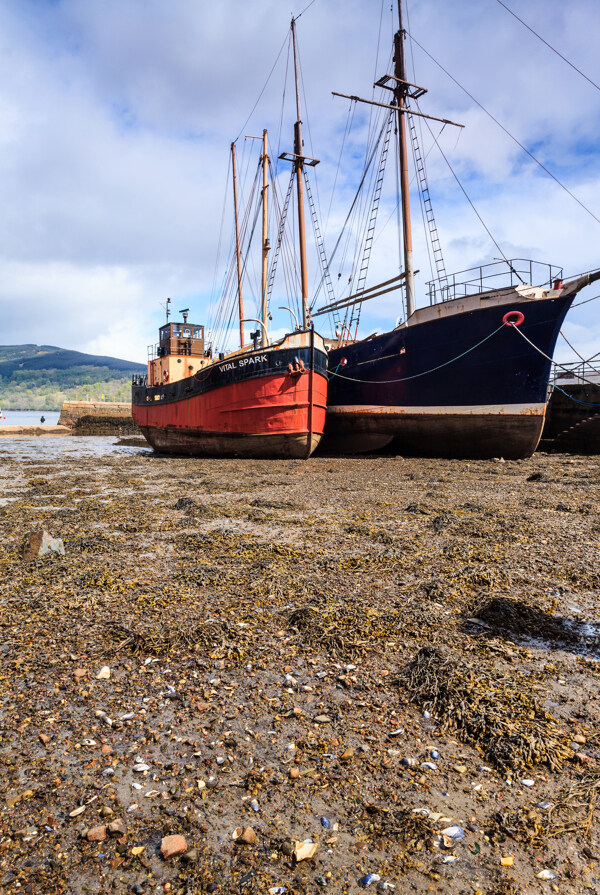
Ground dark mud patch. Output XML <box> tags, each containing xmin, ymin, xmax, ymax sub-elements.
<box><xmin>465</xmin><ymin>596</ymin><xmax>600</xmax><ymax>657</ymax></box>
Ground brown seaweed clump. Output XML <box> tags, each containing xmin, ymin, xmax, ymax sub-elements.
<box><xmin>399</xmin><ymin>645</ymin><xmax>572</xmax><ymax>772</ymax></box>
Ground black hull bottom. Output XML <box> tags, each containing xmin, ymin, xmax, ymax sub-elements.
<box><xmin>139</xmin><ymin>427</ymin><xmax>322</xmax><ymax>460</ymax></box>
<box><xmin>321</xmin><ymin>411</ymin><xmax>545</xmax><ymax>459</ymax></box>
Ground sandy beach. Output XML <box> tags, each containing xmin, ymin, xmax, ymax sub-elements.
<box><xmin>1</xmin><ymin>440</ymin><xmax>599</xmax><ymax>894</ymax></box>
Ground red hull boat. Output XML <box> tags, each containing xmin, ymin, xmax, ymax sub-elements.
<box><xmin>132</xmin><ymin>324</ymin><xmax>327</xmax><ymax>459</ymax></box>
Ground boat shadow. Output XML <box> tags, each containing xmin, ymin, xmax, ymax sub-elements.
<box><xmin>461</xmin><ymin>596</ymin><xmax>600</xmax><ymax>658</ymax></box>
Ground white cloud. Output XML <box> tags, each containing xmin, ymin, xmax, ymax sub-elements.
<box><xmin>0</xmin><ymin>0</ymin><xmax>599</xmax><ymax>367</ymax></box>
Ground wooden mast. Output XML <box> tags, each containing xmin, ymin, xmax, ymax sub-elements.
<box><xmin>260</xmin><ymin>128</ymin><xmax>270</xmax><ymax>346</ymax></box>
<box><xmin>231</xmin><ymin>141</ymin><xmax>245</xmax><ymax>349</ymax></box>
<box><xmin>394</xmin><ymin>0</ymin><xmax>415</xmax><ymax>318</ymax></box>
<box><xmin>291</xmin><ymin>17</ymin><xmax>310</xmax><ymax>329</ymax></box>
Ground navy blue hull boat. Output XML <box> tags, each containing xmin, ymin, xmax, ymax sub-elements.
<box><xmin>313</xmin><ymin>1</ymin><xmax>599</xmax><ymax>459</ymax></box>
<box><xmin>324</xmin><ymin>279</ymin><xmax>589</xmax><ymax>459</ymax></box>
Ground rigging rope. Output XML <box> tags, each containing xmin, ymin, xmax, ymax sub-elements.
<box><xmin>511</xmin><ymin>323</ymin><xmax>600</xmax><ymax>387</ymax></box>
<box><xmin>559</xmin><ymin>331</ymin><xmax>600</xmax><ymax>376</ymax></box>
<box><xmin>409</xmin><ymin>34</ymin><xmax>600</xmax><ymax>228</ymax></box>
<box><xmin>495</xmin><ymin>0</ymin><xmax>600</xmax><ymax>94</ymax></box>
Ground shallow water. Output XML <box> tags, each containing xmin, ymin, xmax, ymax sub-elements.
<box><xmin>0</xmin><ymin>435</ymin><xmax>151</xmax><ymax>461</ymax></box>
<box><xmin>0</xmin><ymin>409</ymin><xmax>60</xmax><ymax>425</ymax></box>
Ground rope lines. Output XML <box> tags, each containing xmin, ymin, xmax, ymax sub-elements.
<box><xmin>328</xmin><ymin>323</ymin><xmax>505</xmax><ymax>384</ymax></box>
<box><xmin>495</xmin><ymin>0</ymin><xmax>600</xmax><ymax>95</ymax></box>
<box><xmin>409</xmin><ymin>34</ymin><xmax>600</xmax><ymax>228</ymax></box>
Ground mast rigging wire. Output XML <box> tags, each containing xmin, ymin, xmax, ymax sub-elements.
<box><xmin>409</xmin><ymin>34</ymin><xmax>600</xmax><ymax>228</ymax></box>
<box><xmin>234</xmin><ymin>32</ymin><xmax>289</xmax><ymax>143</ymax></box>
<box><xmin>495</xmin><ymin>0</ymin><xmax>600</xmax><ymax>94</ymax></box>
<box><xmin>412</xmin><ymin>98</ymin><xmax>515</xmax><ymax>274</ymax></box>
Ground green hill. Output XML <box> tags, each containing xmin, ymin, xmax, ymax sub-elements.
<box><xmin>0</xmin><ymin>344</ymin><xmax>145</xmax><ymax>410</ymax></box>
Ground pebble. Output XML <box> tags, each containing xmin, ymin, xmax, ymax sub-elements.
<box><xmin>160</xmin><ymin>834</ymin><xmax>188</xmax><ymax>859</ymax></box>
<box><xmin>96</xmin><ymin>666</ymin><xmax>111</xmax><ymax>680</ymax></box>
<box><xmin>293</xmin><ymin>840</ymin><xmax>317</xmax><ymax>862</ymax></box>
<box><xmin>314</xmin><ymin>715</ymin><xmax>331</xmax><ymax>724</ymax></box>
<box><xmin>107</xmin><ymin>819</ymin><xmax>126</xmax><ymax>837</ymax></box>
<box><xmin>234</xmin><ymin>826</ymin><xmax>257</xmax><ymax>845</ymax></box>
<box><xmin>86</xmin><ymin>825</ymin><xmax>107</xmax><ymax>842</ymax></box>
<box><xmin>537</xmin><ymin>869</ymin><xmax>558</xmax><ymax>880</ymax></box>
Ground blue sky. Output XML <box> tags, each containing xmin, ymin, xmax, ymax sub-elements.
<box><xmin>1</xmin><ymin>0</ymin><xmax>599</xmax><ymax>363</ymax></box>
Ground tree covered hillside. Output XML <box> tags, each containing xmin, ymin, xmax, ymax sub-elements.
<box><xmin>0</xmin><ymin>344</ymin><xmax>145</xmax><ymax>410</ymax></box>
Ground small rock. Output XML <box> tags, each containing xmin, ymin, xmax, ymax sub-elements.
<box><xmin>453</xmin><ymin>764</ymin><xmax>467</xmax><ymax>774</ymax></box>
<box><xmin>39</xmin><ymin>733</ymin><xmax>51</xmax><ymax>745</ymax></box>
<box><xmin>239</xmin><ymin>827</ymin><xmax>257</xmax><ymax>845</ymax></box>
<box><xmin>96</xmin><ymin>666</ymin><xmax>111</xmax><ymax>680</ymax></box>
<box><xmin>99</xmin><ymin>806</ymin><xmax>113</xmax><ymax>817</ymax></box>
<box><xmin>161</xmin><ymin>834</ymin><xmax>188</xmax><ymax>859</ymax></box>
<box><xmin>314</xmin><ymin>715</ymin><xmax>331</xmax><ymax>724</ymax></box>
<box><xmin>107</xmin><ymin>819</ymin><xmax>126</xmax><ymax>837</ymax></box>
<box><xmin>74</xmin><ymin>668</ymin><xmax>87</xmax><ymax>680</ymax></box>
<box><xmin>536</xmin><ymin>869</ymin><xmax>557</xmax><ymax>880</ymax></box>
<box><xmin>22</xmin><ymin>530</ymin><xmax>65</xmax><ymax>561</ymax></box>
<box><xmin>294</xmin><ymin>839</ymin><xmax>317</xmax><ymax>862</ymax></box>
<box><xmin>87</xmin><ymin>825</ymin><xmax>107</xmax><ymax>842</ymax></box>
<box><xmin>573</xmin><ymin>734</ymin><xmax>586</xmax><ymax>745</ymax></box>
<box><xmin>182</xmin><ymin>848</ymin><xmax>198</xmax><ymax>863</ymax></box>
<box><xmin>340</xmin><ymin>748</ymin><xmax>355</xmax><ymax>762</ymax></box>
<box><xmin>289</xmin><ymin>767</ymin><xmax>300</xmax><ymax>779</ymax></box>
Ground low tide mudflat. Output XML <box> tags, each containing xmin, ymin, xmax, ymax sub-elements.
<box><xmin>1</xmin><ymin>441</ymin><xmax>599</xmax><ymax>894</ymax></box>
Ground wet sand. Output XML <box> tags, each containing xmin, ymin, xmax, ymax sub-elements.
<box><xmin>0</xmin><ymin>425</ymin><xmax>70</xmax><ymax>437</ymax></box>
<box><xmin>1</xmin><ymin>439</ymin><xmax>599</xmax><ymax>894</ymax></box>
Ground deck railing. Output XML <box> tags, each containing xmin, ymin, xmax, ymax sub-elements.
<box><xmin>426</xmin><ymin>259</ymin><xmax>563</xmax><ymax>305</ymax></box>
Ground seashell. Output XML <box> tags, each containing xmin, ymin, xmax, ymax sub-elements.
<box><xmin>358</xmin><ymin>873</ymin><xmax>380</xmax><ymax>887</ymax></box>
<box><xmin>536</xmin><ymin>869</ymin><xmax>557</xmax><ymax>880</ymax></box>
<box><xmin>440</xmin><ymin>825</ymin><xmax>465</xmax><ymax>841</ymax></box>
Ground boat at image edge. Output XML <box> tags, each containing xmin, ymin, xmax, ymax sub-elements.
<box><xmin>132</xmin><ymin>22</ymin><xmax>328</xmax><ymax>459</ymax></box>
<box><xmin>315</xmin><ymin>0</ymin><xmax>600</xmax><ymax>460</ymax></box>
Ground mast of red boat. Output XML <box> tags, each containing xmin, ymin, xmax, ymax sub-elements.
<box><xmin>231</xmin><ymin>141</ymin><xmax>245</xmax><ymax>349</ymax></box>
<box><xmin>395</xmin><ymin>0</ymin><xmax>415</xmax><ymax>319</ymax></box>
<box><xmin>260</xmin><ymin>128</ymin><xmax>270</xmax><ymax>346</ymax></box>
<box><xmin>291</xmin><ymin>17</ymin><xmax>310</xmax><ymax>330</ymax></box>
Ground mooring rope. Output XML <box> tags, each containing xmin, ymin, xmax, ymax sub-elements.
<box><xmin>328</xmin><ymin>323</ymin><xmax>505</xmax><ymax>384</ymax></box>
<box><xmin>552</xmin><ymin>384</ymin><xmax>600</xmax><ymax>407</ymax></box>
<box><xmin>510</xmin><ymin>325</ymin><xmax>600</xmax><ymax>388</ymax></box>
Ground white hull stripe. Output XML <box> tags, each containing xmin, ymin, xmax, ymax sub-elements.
<box><xmin>327</xmin><ymin>403</ymin><xmax>546</xmax><ymax>417</ymax></box>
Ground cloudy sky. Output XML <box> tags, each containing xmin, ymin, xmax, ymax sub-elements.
<box><xmin>1</xmin><ymin>0</ymin><xmax>599</xmax><ymax>364</ymax></box>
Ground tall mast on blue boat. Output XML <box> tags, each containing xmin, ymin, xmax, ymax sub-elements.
<box><xmin>291</xmin><ymin>17</ymin><xmax>309</xmax><ymax>329</ymax></box>
<box><xmin>395</xmin><ymin>0</ymin><xmax>415</xmax><ymax>318</ymax></box>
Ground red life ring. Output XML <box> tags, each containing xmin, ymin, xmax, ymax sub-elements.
<box><xmin>163</xmin><ymin>369</ymin><xmax>169</xmax><ymax>382</ymax></box>
<box><xmin>502</xmin><ymin>310</ymin><xmax>525</xmax><ymax>327</ymax></box>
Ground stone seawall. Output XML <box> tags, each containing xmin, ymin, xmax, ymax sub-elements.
<box><xmin>58</xmin><ymin>401</ymin><xmax>139</xmax><ymax>436</ymax></box>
